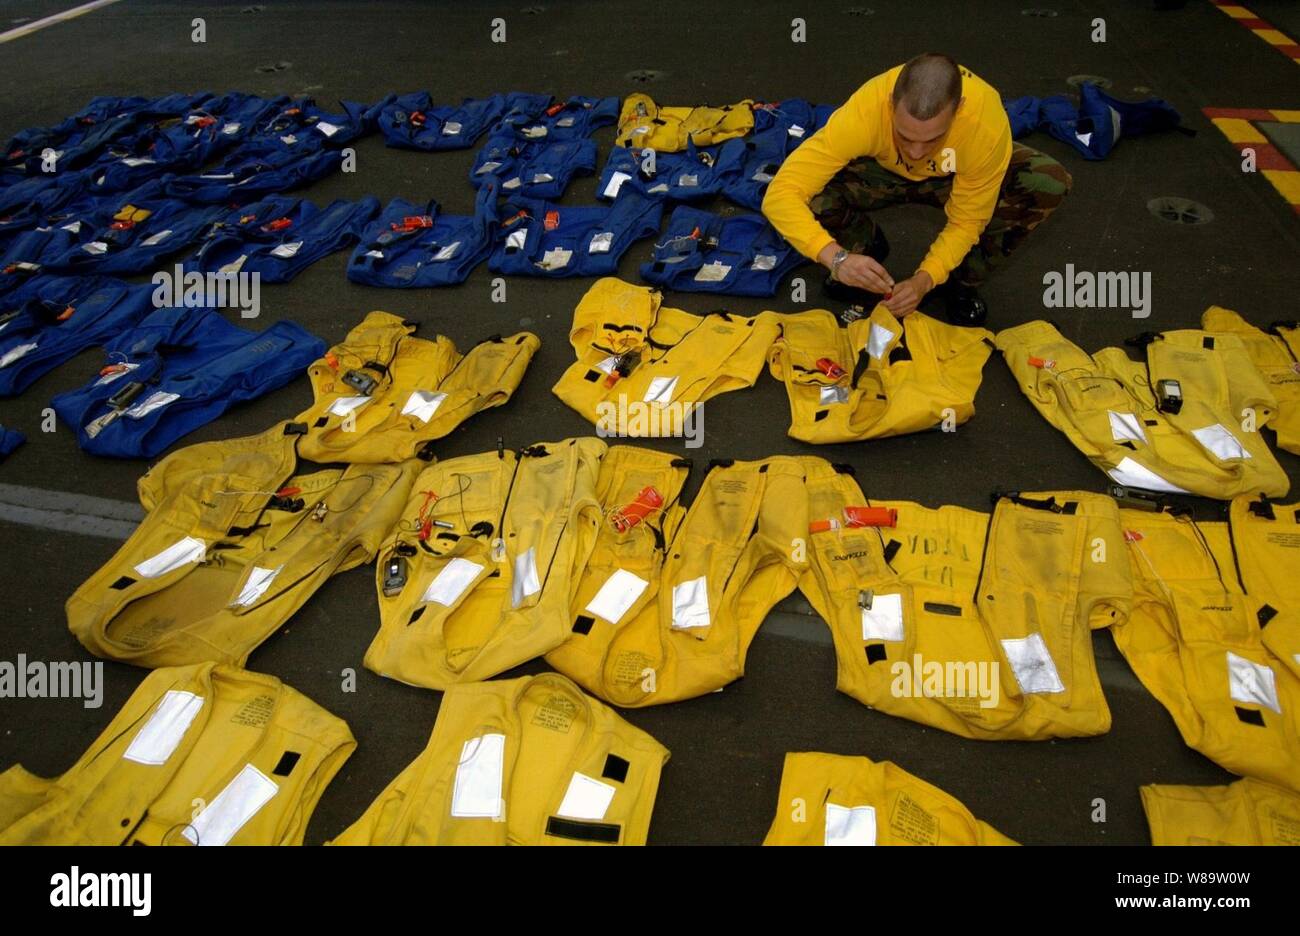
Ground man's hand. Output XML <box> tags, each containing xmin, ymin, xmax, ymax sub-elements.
<box><xmin>836</xmin><ymin>254</ymin><xmax>895</xmax><ymax>295</ymax></box>
<box><xmin>883</xmin><ymin>271</ymin><xmax>933</xmax><ymax>318</ymax></box>
<box><xmin>818</xmin><ymin>243</ymin><xmax>895</xmax><ymax>294</ymax></box>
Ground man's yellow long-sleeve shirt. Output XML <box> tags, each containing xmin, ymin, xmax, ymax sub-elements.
<box><xmin>762</xmin><ymin>63</ymin><xmax>1012</xmax><ymax>287</ymax></box>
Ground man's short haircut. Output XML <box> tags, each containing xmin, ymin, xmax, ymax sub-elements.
<box><xmin>892</xmin><ymin>53</ymin><xmax>963</xmax><ymax>120</ymax></box>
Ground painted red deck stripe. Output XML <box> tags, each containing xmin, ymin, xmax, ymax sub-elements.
<box><xmin>1202</xmin><ymin>106</ymin><xmax>1278</xmax><ymax>121</ymax></box>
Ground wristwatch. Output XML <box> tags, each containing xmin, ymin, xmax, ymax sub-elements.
<box><xmin>828</xmin><ymin>248</ymin><xmax>849</xmax><ymax>281</ymax></box>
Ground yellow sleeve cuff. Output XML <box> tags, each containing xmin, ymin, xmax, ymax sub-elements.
<box><xmin>918</xmin><ymin>256</ymin><xmax>950</xmax><ymax>288</ymax></box>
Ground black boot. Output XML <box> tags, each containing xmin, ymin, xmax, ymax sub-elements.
<box><xmin>936</xmin><ymin>280</ymin><xmax>989</xmax><ymax>327</ymax></box>
<box><xmin>822</xmin><ymin>224</ymin><xmax>891</xmax><ymax>307</ymax></box>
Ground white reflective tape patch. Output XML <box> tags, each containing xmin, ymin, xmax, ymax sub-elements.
<box><xmin>421</xmin><ymin>557</ymin><xmax>484</xmax><ymax>606</ymax></box>
<box><xmin>139</xmin><ymin>229</ymin><xmax>173</xmax><ymax>246</ymax></box>
<box><xmin>648</xmin><ymin>182</ymin><xmax>669</xmax><ymax>194</ymax></box>
<box><xmin>1001</xmin><ymin>633</ymin><xmax>1065</xmax><ymax>694</ymax></box>
<box><xmin>750</xmin><ymin>169</ymin><xmax>774</xmax><ymax>184</ymax></box>
<box><xmin>400</xmin><ymin>390</ymin><xmax>448</xmax><ymax>424</ymax></box>
<box><xmin>694</xmin><ymin>261</ymin><xmax>731</xmax><ymax>283</ymax></box>
<box><xmin>279</xmin><ymin>134</ymin><xmax>297</xmax><ymax>145</ymax></box>
<box><xmin>182</xmin><ymin>764</ymin><xmax>278</xmax><ymax>846</ymax></box>
<box><xmin>861</xmin><ymin>593</ymin><xmax>905</xmax><ymax>642</ymax></box>
<box><xmin>269</xmin><ymin>240</ymin><xmax>303</xmax><ymax>259</ymax></box>
<box><xmin>231</xmin><ymin>565</ymin><xmax>283</xmax><ymax>608</ymax></box>
<box><xmin>678</xmin><ymin>173</ymin><xmax>699</xmax><ymax>187</ymax></box>
<box><xmin>1227</xmin><ymin>651</ymin><xmax>1281</xmax><ymax>714</ymax></box>
<box><xmin>588</xmin><ymin>231</ymin><xmax>613</xmax><ymax>254</ymax></box>
<box><xmin>364</xmin><ymin>249</ymin><xmax>384</xmax><ymax>259</ymax></box>
<box><xmin>603</xmin><ymin>171</ymin><xmax>631</xmax><ymax>198</ymax></box>
<box><xmin>671</xmin><ymin>575</ymin><xmax>710</xmax><ymax>630</ymax></box>
<box><xmin>643</xmin><ymin>375</ymin><xmax>679</xmax><ymax>403</ymax></box>
<box><xmin>751</xmin><ymin>254</ymin><xmax>778</xmax><ymax>271</ymax></box>
<box><xmin>521</xmin><ymin>125</ymin><xmax>548</xmax><ymax>139</ymax></box>
<box><xmin>432</xmin><ymin>241</ymin><xmax>461</xmax><ymax>261</ymax></box>
<box><xmin>1108</xmin><ymin>411</ymin><xmax>1147</xmax><ymax>444</ymax></box>
<box><xmin>531</xmin><ymin>172</ymin><xmax>554</xmax><ymax>184</ymax></box>
<box><xmin>120</xmin><ymin>157</ymin><xmax>155</xmax><ymax>167</ymax></box>
<box><xmin>819</xmin><ymin>384</ymin><xmax>848</xmax><ymax>406</ymax></box>
<box><xmin>94</xmin><ymin>362</ymin><xmax>140</xmax><ymax>386</ymax></box>
<box><xmin>0</xmin><ymin>342</ymin><xmax>39</xmax><ymax>368</ymax></box>
<box><xmin>222</xmin><ymin>123</ymin><xmax>241</xmax><ymax>135</ymax></box>
<box><xmin>505</xmin><ymin>229</ymin><xmax>528</xmax><ymax>252</ymax></box>
<box><xmin>1106</xmin><ymin>457</ymin><xmax>1191</xmax><ymax>494</ymax></box>
<box><xmin>556</xmin><ymin>116</ymin><xmax>576</xmax><ymax>128</ymax></box>
<box><xmin>501</xmin><ymin>177</ymin><xmax>522</xmax><ymax>191</ymax></box>
<box><xmin>442</xmin><ymin>121</ymin><xmax>463</xmax><ymax>136</ymax></box>
<box><xmin>867</xmin><ymin>322</ymin><xmax>896</xmax><ymax>360</ymax></box>
<box><xmin>825</xmin><ymin>803</ymin><xmax>876</xmax><ymax>846</ymax></box>
<box><xmin>1075</xmin><ymin>131</ymin><xmax>1093</xmax><ymax>147</ymax></box>
<box><xmin>315</xmin><ymin>121</ymin><xmax>341</xmax><ymax>137</ymax></box>
<box><xmin>123</xmin><ymin>690</ymin><xmax>203</xmax><ymax>766</ymax></box>
<box><xmin>557</xmin><ymin>772</ymin><xmax>617</xmax><ymax>821</ymax></box>
<box><xmin>584</xmin><ymin>568</ymin><xmax>650</xmax><ymax>625</ymax></box>
<box><xmin>134</xmin><ymin>536</ymin><xmax>205</xmax><ymax>578</ymax></box>
<box><xmin>201</xmin><ymin>173</ymin><xmax>237</xmax><ymax>179</ymax></box>
<box><xmin>788</xmin><ymin>124</ymin><xmax>806</xmax><ymax>138</ymax></box>
<box><xmin>511</xmin><ymin>546</ymin><xmax>541</xmax><ymax>608</ymax></box>
<box><xmin>326</xmin><ymin>395</ymin><xmax>370</xmax><ymax>417</ymax></box>
<box><xmin>1192</xmin><ymin>424</ymin><xmax>1251</xmax><ymax>461</ymax></box>
<box><xmin>218</xmin><ymin>254</ymin><xmax>247</xmax><ymax>275</ymax></box>
<box><xmin>61</xmin><ymin>221</ymin><xmax>83</xmax><ymax>233</ymax></box>
<box><xmin>451</xmin><ymin>734</ymin><xmax>505</xmax><ymax>819</ymax></box>
<box><xmin>595</xmin><ymin>355</ymin><xmax>620</xmax><ymax>376</ymax></box>
<box><xmin>539</xmin><ymin>247</ymin><xmax>572</xmax><ymax>270</ymax></box>
<box><xmin>83</xmin><ymin>241</ymin><xmax>109</xmax><ymax>255</ymax></box>
<box><xmin>476</xmin><ymin>161</ymin><xmax>503</xmax><ymax>175</ymax></box>
<box><xmin>125</xmin><ymin>390</ymin><xmax>179</xmax><ymax>419</ymax></box>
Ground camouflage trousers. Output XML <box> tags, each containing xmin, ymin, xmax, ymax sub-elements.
<box><xmin>810</xmin><ymin>143</ymin><xmax>1072</xmax><ymax>287</ymax></box>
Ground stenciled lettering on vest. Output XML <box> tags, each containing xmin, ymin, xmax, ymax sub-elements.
<box><xmin>889</xmin><ymin>654</ymin><xmax>1001</xmax><ymax>710</ymax></box>
<box><xmin>49</xmin><ymin>867</ymin><xmax>152</xmax><ymax>916</ymax></box>
<box><xmin>0</xmin><ymin>655</ymin><xmax>103</xmax><ymax>709</ymax></box>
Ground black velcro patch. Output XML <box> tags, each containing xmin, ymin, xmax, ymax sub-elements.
<box><xmin>602</xmin><ymin>754</ymin><xmax>630</xmax><ymax>783</ymax></box>
<box><xmin>883</xmin><ymin>540</ymin><xmax>902</xmax><ymax>563</ymax></box>
<box><xmin>1235</xmin><ymin>706</ymin><xmax>1265</xmax><ymax>727</ymax></box>
<box><xmin>110</xmin><ymin>575</ymin><xmax>136</xmax><ymax>590</ymax></box>
<box><xmin>314</xmin><ymin>416</ymin><xmax>328</xmax><ymax>428</ymax></box>
<box><xmin>814</xmin><ymin>409</ymin><xmax>828</xmax><ymax>421</ymax></box>
<box><xmin>865</xmin><ymin>643</ymin><xmax>887</xmax><ymax>664</ymax></box>
<box><xmin>272</xmin><ymin>751</ymin><xmax>301</xmax><ymax>776</ymax></box>
<box><xmin>923</xmin><ymin>602</ymin><xmax>963</xmax><ymax>616</ymax></box>
<box><xmin>1258</xmin><ymin>604</ymin><xmax>1278</xmax><ymax>628</ymax></box>
<box><xmin>573</xmin><ymin>615</ymin><xmax>594</xmax><ymax>635</ymax></box>
<box><xmin>584</xmin><ymin>369</ymin><xmax>602</xmax><ymax>382</ymax></box>
<box><xmin>408</xmin><ymin>606</ymin><xmax>425</xmax><ymax>625</ymax></box>
<box><xmin>545</xmin><ymin>816</ymin><xmax>620</xmax><ymax>843</ymax></box>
